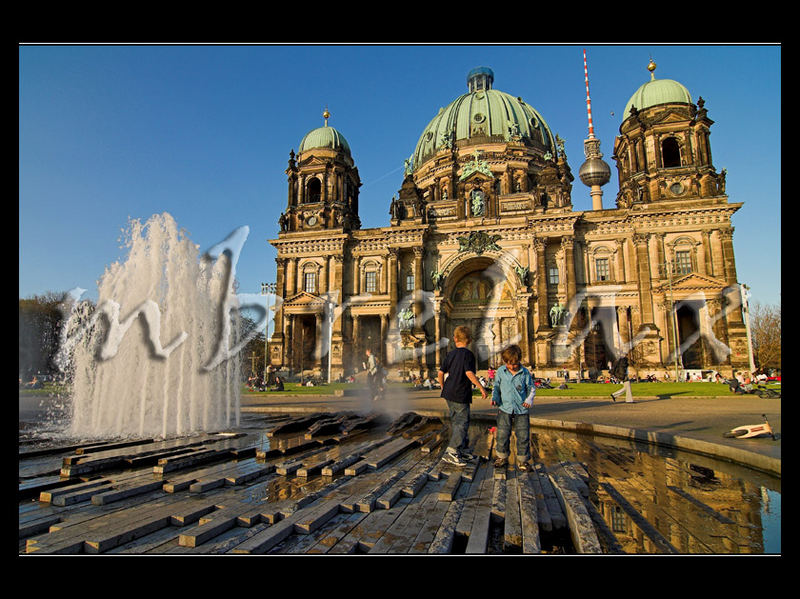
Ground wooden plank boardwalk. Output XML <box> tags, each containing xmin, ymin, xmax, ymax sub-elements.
<box><xmin>19</xmin><ymin>410</ymin><xmax>770</xmax><ymax>554</ymax></box>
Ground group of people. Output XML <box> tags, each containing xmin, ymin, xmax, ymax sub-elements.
<box><xmin>246</xmin><ymin>373</ymin><xmax>284</xmax><ymax>392</ymax></box>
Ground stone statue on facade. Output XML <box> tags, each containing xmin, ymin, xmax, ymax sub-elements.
<box><xmin>549</xmin><ymin>302</ymin><xmax>567</xmax><ymax>328</ymax></box>
<box><xmin>514</xmin><ymin>264</ymin><xmax>529</xmax><ymax>287</ymax></box>
<box><xmin>431</xmin><ymin>270</ymin><xmax>445</xmax><ymax>292</ymax></box>
<box><xmin>398</xmin><ymin>307</ymin><xmax>414</xmax><ymax>330</ymax></box>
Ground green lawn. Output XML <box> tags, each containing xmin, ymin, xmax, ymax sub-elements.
<box><xmin>242</xmin><ymin>381</ymin><xmax>780</xmax><ymax>398</ymax></box>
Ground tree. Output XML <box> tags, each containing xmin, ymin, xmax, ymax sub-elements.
<box><xmin>238</xmin><ymin>316</ymin><xmax>266</xmax><ymax>380</ymax></box>
<box><xmin>18</xmin><ymin>292</ymin><xmax>69</xmax><ymax>379</ymax></box>
<box><xmin>749</xmin><ymin>301</ymin><xmax>781</xmax><ymax>371</ymax></box>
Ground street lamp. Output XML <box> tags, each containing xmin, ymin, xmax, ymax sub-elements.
<box><xmin>261</xmin><ymin>282</ymin><xmax>276</xmax><ymax>382</ymax></box>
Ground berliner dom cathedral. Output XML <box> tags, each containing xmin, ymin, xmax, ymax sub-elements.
<box><xmin>269</xmin><ymin>59</ymin><xmax>747</xmax><ymax>381</ymax></box>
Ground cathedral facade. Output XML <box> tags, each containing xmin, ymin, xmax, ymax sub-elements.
<box><xmin>268</xmin><ymin>62</ymin><xmax>749</xmax><ymax>381</ymax></box>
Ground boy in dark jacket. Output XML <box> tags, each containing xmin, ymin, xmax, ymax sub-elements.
<box><xmin>438</xmin><ymin>326</ymin><xmax>487</xmax><ymax>466</ymax></box>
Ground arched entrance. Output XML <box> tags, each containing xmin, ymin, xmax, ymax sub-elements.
<box><xmin>443</xmin><ymin>257</ymin><xmax>519</xmax><ymax>369</ymax></box>
<box><xmin>676</xmin><ymin>302</ymin><xmax>703</xmax><ymax>369</ymax></box>
<box><xmin>291</xmin><ymin>315</ymin><xmax>317</xmax><ymax>376</ymax></box>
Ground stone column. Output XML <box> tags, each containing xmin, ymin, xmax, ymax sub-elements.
<box><xmin>633</xmin><ymin>234</ymin><xmax>656</xmax><ymax>327</ymax></box>
<box><xmin>352</xmin><ymin>314</ymin><xmax>361</xmax><ymax>368</ymax></box>
<box><xmin>710</xmin><ymin>229</ymin><xmax>725</xmax><ymax>280</ymax></box>
<box><xmin>700</xmin><ymin>231</ymin><xmax>713</xmax><ymax>277</ymax></box>
<box><xmin>615</xmin><ymin>239</ymin><xmax>626</xmax><ymax>282</ymax></box>
<box><xmin>287</xmin><ymin>258</ymin><xmax>297</xmax><ymax>296</ymax></box>
<box><xmin>413</xmin><ymin>247</ymin><xmax>424</xmax><ymax>333</ymax></box>
<box><xmin>380</xmin><ymin>314</ymin><xmax>389</xmax><ymax>366</ymax></box>
<box><xmin>561</xmin><ymin>236</ymin><xmax>577</xmax><ymax>306</ymax></box>
<box><xmin>534</xmin><ymin>237</ymin><xmax>548</xmax><ymax>329</ymax></box>
<box><xmin>433</xmin><ymin>301</ymin><xmax>442</xmax><ymax>371</ymax></box>
<box><xmin>320</xmin><ymin>256</ymin><xmax>329</xmax><ymax>294</ymax></box>
<box><xmin>286</xmin><ymin>314</ymin><xmax>295</xmax><ymax>374</ymax></box>
<box><xmin>388</xmin><ymin>248</ymin><xmax>399</xmax><ymax>319</ymax></box>
<box><xmin>706</xmin><ymin>298</ymin><xmax>730</xmax><ymax>362</ymax></box>
<box><xmin>719</xmin><ymin>228</ymin><xmax>738</xmax><ymax>284</ymax></box>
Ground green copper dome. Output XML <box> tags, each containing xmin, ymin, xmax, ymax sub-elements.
<box><xmin>298</xmin><ymin>119</ymin><xmax>351</xmax><ymax>156</ymax></box>
<box><xmin>412</xmin><ymin>67</ymin><xmax>555</xmax><ymax>170</ymax></box>
<box><xmin>623</xmin><ymin>60</ymin><xmax>692</xmax><ymax>119</ymax></box>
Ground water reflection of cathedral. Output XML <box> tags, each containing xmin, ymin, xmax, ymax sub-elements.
<box><xmin>534</xmin><ymin>432</ymin><xmax>776</xmax><ymax>554</ymax></box>
<box><xmin>269</xmin><ymin>61</ymin><xmax>749</xmax><ymax>380</ymax></box>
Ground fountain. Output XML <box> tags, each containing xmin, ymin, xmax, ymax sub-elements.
<box><xmin>53</xmin><ymin>213</ymin><xmax>244</xmax><ymax>440</ymax></box>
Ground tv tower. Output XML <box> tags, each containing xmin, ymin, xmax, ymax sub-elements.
<box><xmin>578</xmin><ymin>49</ymin><xmax>611</xmax><ymax>210</ymax></box>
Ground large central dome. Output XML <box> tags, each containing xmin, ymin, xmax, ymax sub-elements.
<box><xmin>412</xmin><ymin>67</ymin><xmax>556</xmax><ymax>171</ymax></box>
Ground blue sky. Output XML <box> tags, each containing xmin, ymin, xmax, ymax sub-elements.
<box><xmin>20</xmin><ymin>44</ymin><xmax>780</xmax><ymax>314</ymax></box>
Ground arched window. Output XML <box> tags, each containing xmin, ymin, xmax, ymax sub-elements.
<box><xmin>306</xmin><ymin>178</ymin><xmax>322</xmax><ymax>203</ymax></box>
<box><xmin>661</xmin><ymin>137</ymin><xmax>681</xmax><ymax>168</ymax></box>
<box><xmin>590</xmin><ymin>246</ymin><xmax>614</xmax><ymax>283</ymax></box>
<box><xmin>301</xmin><ymin>262</ymin><xmax>320</xmax><ymax>293</ymax></box>
<box><xmin>361</xmin><ymin>260</ymin><xmax>380</xmax><ymax>294</ymax></box>
<box><xmin>670</xmin><ymin>237</ymin><xmax>697</xmax><ymax>275</ymax></box>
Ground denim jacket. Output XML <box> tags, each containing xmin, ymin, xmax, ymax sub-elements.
<box><xmin>491</xmin><ymin>364</ymin><xmax>535</xmax><ymax>414</ymax></box>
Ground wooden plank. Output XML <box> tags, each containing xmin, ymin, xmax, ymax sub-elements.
<box><xmin>305</xmin><ymin>512</ymin><xmax>367</xmax><ymax>554</ymax></box>
<box><xmin>428</xmin><ymin>498</ymin><xmax>465</xmax><ymax>554</ymax></box>
<box><xmin>491</xmin><ymin>477</ymin><xmax>506</xmax><ymax>522</ymax></box>
<box><xmin>523</xmin><ymin>467</ymin><xmax>552</xmax><ymax>532</ymax></box>
<box><xmin>367</xmin><ymin>485</ymin><xmax>441</xmax><ymax>553</ymax></box>
<box><xmin>503</xmin><ymin>470</ymin><xmax>523</xmax><ymax>552</ymax></box>
<box><xmin>407</xmin><ymin>497</ymin><xmax>451</xmax><ymax>553</ymax></box>
<box><xmin>516</xmin><ymin>471</ymin><xmax>542</xmax><ymax>554</ymax></box>
<box><xmin>376</xmin><ymin>454</ymin><xmax>437</xmax><ymax>509</ymax></box>
<box><xmin>557</xmin><ymin>461</ymin><xmax>590</xmax><ymax>498</ymax></box>
<box><xmin>438</xmin><ymin>472</ymin><xmax>463</xmax><ymax>502</ymax></box>
<box><xmin>549</xmin><ymin>471</ymin><xmax>602</xmax><ymax>554</ymax></box>
<box><xmin>363</xmin><ymin>437</ymin><xmax>419</xmax><ymax>470</ymax></box>
<box><xmin>82</xmin><ymin>501</ymin><xmax>185</xmax><ymax>553</ymax></box>
<box><xmin>464</xmin><ymin>469</ymin><xmax>495</xmax><ymax>554</ymax></box>
<box><xmin>19</xmin><ymin>514</ymin><xmax>62</xmax><ymax>540</ymax></box>
<box><xmin>330</xmin><ymin>498</ymin><xmax>409</xmax><ymax>553</ymax></box>
<box><xmin>226</xmin><ymin>476</ymin><xmax>353</xmax><ymax>554</ymax></box>
<box><xmin>91</xmin><ymin>479</ymin><xmax>165</xmax><ymax>505</ymax></box>
<box><xmin>355</xmin><ymin>468</ymin><xmax>408</xmax><ymax>513</ymax></box>
<box><xmin>179</xmin><ymin>506</ymin><xmax>245</xmax><ymax>547</ymax></box>
<box><xmin>534</xmin><ymin>463</ymin><xmax>567</xmax><ymax>530</ymax></box>
<box><xmin>306</xmin><ymin>512</ymin><xmax>367</xmax><ymax>554</ymax></box>
<box><xmin>455</xmin><ymin>460</ymin><xmax>491</xmax><ymax>539</ymax></box>
<box><xmin>153</xmin><ymin>448</ymin><xmax>233</xmax><ymax>474</ymax></box>
<box><xmin>39</xmin><ymin>479</ymin><xmax>114</xmax><ymax>505</ymax></box>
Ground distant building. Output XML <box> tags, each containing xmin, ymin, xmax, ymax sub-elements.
<box><xmin>269</xmin><ymin>61</ymin><xmax>748</xmax><ymax>380</ymax></box>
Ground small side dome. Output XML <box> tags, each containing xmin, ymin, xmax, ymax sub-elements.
<box><xmin>298</xmin><ymin>125</ymin><xmax>351</xmax><ymax>155</ymax></box>
<box><xmin>622</xmin><ymin>59</ymin><xmax>692</xmax><ymax>120</ymax></box>
<box><xmin>298</xmin><ymin>109</ymin><xmax>351</xmax><ymax>155</ymax></box>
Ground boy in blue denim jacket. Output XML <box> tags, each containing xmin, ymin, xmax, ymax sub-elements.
<box><xmin>491</xmin><ymin>344</ymin><xmax>535</xmax><ymax>471</ymax></box>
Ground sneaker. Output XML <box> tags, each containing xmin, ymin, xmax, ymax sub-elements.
<box><xmin>442</xmin><ymin>450</ymin><xmax>467</xmax><ymax>467</ymax></box>
<box><xmin>517</xmin><ymin>462</ymin><xmax>532</xmax><ymax>472</ymax></box>
<box><xmin>459</xmin><ymin>450</ymin><xmax>477</xmax><ymax>462</ymax></box>
<box><xmin>610</xmin><ymin>394</ymin><xmax>616</xmax><ymax>403</ymax></box>
<box><xmin>493</xmin><ymin>457</ymin><xmax>508</xmax><ymax>468</ymax></box>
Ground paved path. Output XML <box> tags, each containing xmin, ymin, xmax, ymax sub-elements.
<box><xmin>242</xmin><ymin>388</ymin><xmax>781</xmax><ymax>474</ymax></box>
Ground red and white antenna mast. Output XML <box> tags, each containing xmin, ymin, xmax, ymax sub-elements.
<box><xmin>579</xmin><ymin>48</ymin><xmax>611</xmax><ymax>210</ymax></box>
<box><xmin>583</xmin><ymin>48</ymin><xmax>595</xmax><ymax>139</ymax></box>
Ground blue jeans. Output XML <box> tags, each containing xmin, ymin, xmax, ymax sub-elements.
<box><xmin>445</xmin><ymin>400</ymin><xmax>470</xmax><ymax>455</ymax></box>
<box><xmin>495</xmin><ymin>410</ymin><xmax>531</xmax><ymax>464</ymax></box>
